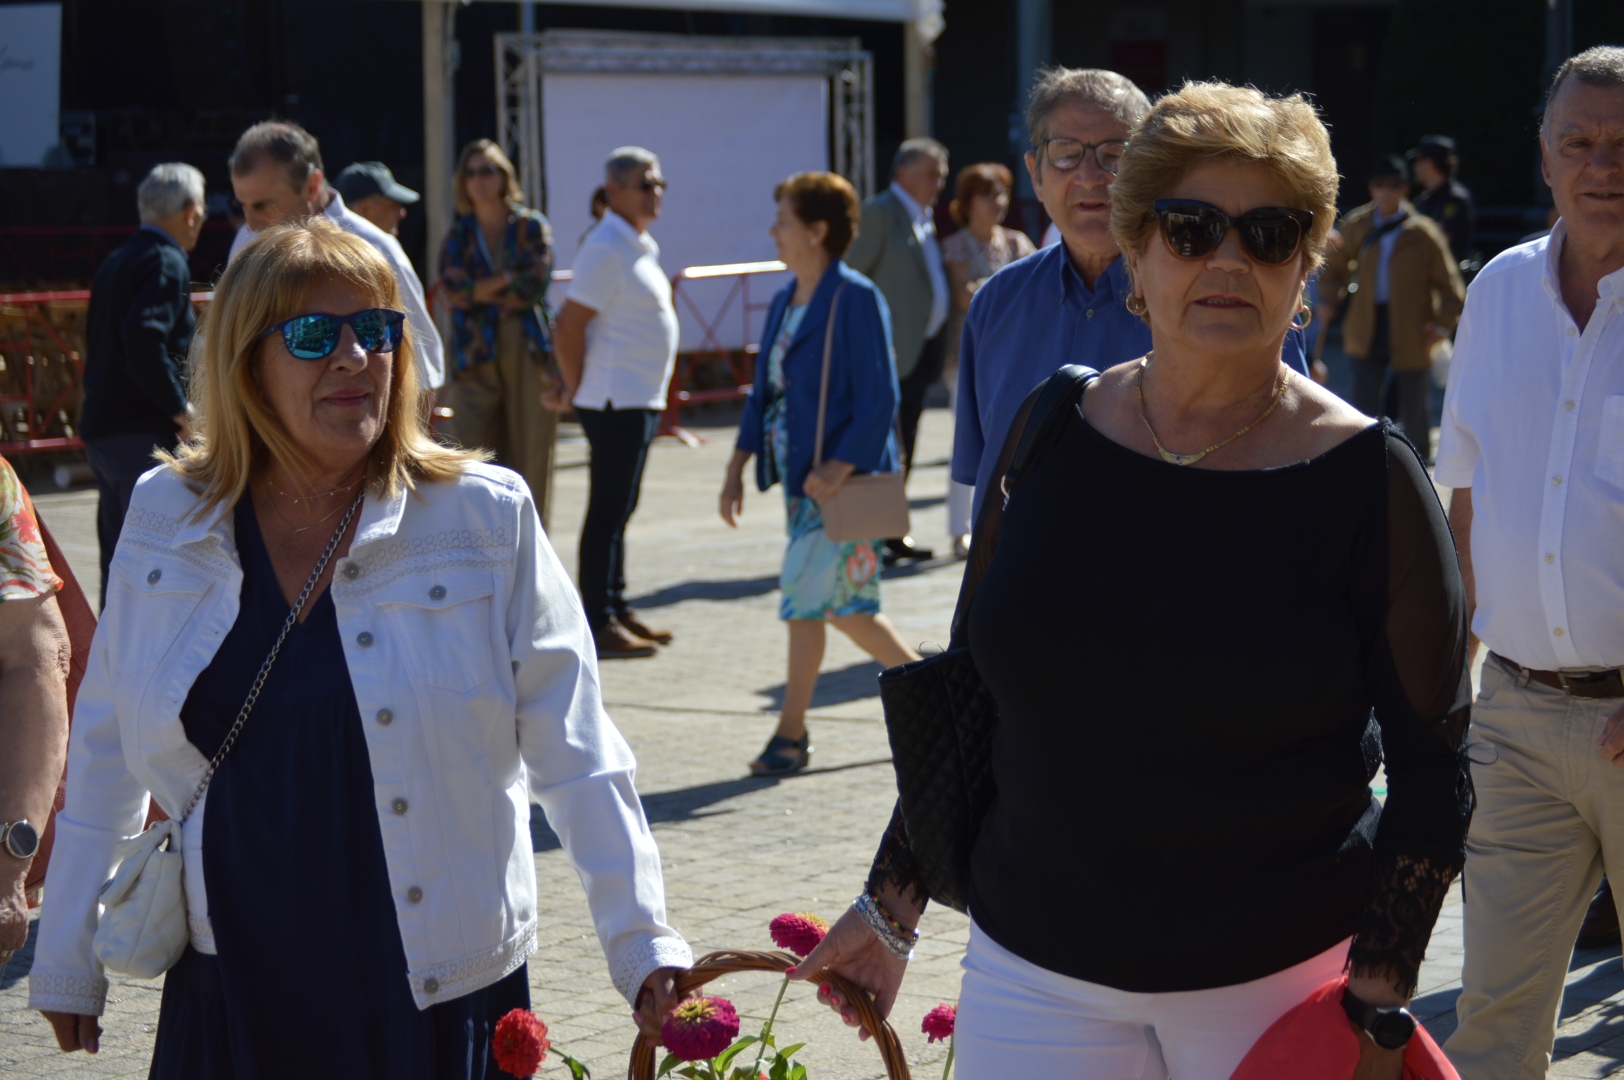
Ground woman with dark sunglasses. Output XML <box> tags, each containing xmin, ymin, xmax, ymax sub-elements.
<box><xmin>798</xmin><ymin>82</ymin><xmax>1471</xmax><ymax>1080</ymax></box>
<box><xmin>30</xmin><ymin>218</ymin><xmax>692</xmax><ymax>1077</ymax></box>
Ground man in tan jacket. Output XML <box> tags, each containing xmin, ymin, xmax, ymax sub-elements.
<box><xmin>1318</xmin><ymin>155</ymin><xmax>1466</xmax><ymax>460</ymax></box>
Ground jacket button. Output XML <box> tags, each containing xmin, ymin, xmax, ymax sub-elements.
<box><xmin>147</xmin><ymin>569</ymin><xmax>162</xmax><ymax>585</ymax></box>
<box><xmin>429</xmin><ymin>584</ymin><xmax>446</xmax><ymax>601</ymax></box>
<box><xmin>357</xmin><ymin>631</ymin><xmax>374</xmax><ymax>647</ymax></box>
<box><xmin>342</xmin><ymin>562</ymin><xmax>360</xmax><ymax>580</ymax></box>
<box><xmin>377</xmin><ymin>708</ymin><xmax>394</xmax><ymax>726</ymax></box>
<box><xmin>407</xmin><ymin>886</ymin><xmax>423</xmax><ymax>903</ymax></box>
<box><xmin>423</xmin><ymin>977</ymin><xmax>439</xmax><ymax>994</ymax></box>
<box><xmin>392</xmin><ymin>798</ymin><xmax>409</xmax><ymax>815</ymax></box>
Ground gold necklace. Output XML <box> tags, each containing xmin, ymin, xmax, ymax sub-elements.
<box><xmin>262</xmin><ymin>476</ymin><xmax>361</xmax><ymax>535</ymax></box>
<box><xmin>1136</xmin><ymin>358</ymin><xmax>1290</xmax><ymax>466</ymax></box>
<box><xmin>269</xmin><ymin>478</ymin><xmax>360</xmax><ymax>505</ymax></box>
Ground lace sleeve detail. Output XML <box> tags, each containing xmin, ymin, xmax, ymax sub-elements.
<box><xmin>866</xmin><ymin>801</ymin><xmax>928</xmax><ymax>912</ymax></box>
<box><xmin>1346</xmin><ymin>852</ymin><xmax>1459</xmax><ymax>999</ymax></box>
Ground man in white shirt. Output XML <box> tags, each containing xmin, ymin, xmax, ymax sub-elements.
<box><xmin>549</xmin><ymin>147</ymin><xmax>679</xmax><ymax>660</ymax></box>
<box><xmin>226</xmin><ymin>122</ymin><xmax>445</xmax><ymax>392</ymax></box>
<box><xmin>1439</xmin><ymin>47</ymin><xmax>1624</xmax><ymax>1080</ymax></box>
<box><xmin>846</xmin><ymin>138</ymin><xmax>951</xmax><ymax>563</ymax></box>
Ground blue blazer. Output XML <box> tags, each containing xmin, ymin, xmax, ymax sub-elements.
<box><xmin>736</xmin><ymin>260</ymin><xmax>901</xmax><ymax>497</ymax></box>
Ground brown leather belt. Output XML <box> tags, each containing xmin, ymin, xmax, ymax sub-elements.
<box><xmin>1490</xmin><ymin>653</ymin><xmax>1624</xmax><ymax>699</ymax></box>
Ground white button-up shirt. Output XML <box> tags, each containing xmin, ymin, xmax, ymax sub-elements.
<box><xmin>566</xmin><ymin>210</ymin><xmax>680</xmax><ymax>411</ymax></box>
<box><xmin>228</xmin><ymin>191</ymin><xmax>446</xmax><ymax>390</ymax></box>
<box><xmin>889</xmin><ymin>182</ymin><xmax>950</xmax><ymax>339</ymax></box>
<box><xmin>1436</xmin><ymin>219</ymin><xmax>1624</xmax><ymax>670</ymax></box>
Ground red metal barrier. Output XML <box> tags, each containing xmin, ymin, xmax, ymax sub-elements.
<box><xmin>660</xmin><ymin>260</ymin><xmax>786</xmax><ymax>446</ymax></box>
<box><xmin>0</xmin><ymin>289</ymin><xmax>210</xmax><ymax>456</ymax></box>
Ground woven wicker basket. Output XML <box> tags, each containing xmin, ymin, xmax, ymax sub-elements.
<box><xmin>627</xmin><ymin>949</ymin><xmax>911</xmax><ymax>1080</ymax></box>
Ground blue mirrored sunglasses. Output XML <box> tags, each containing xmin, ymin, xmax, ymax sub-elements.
<box><xmin>258</xmin><ymin>308</ymin><xmax>406</xmax><ymax>360</ymax></box>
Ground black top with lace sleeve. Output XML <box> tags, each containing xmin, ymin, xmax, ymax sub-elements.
<box><xmin>868</xmin><ymin>417</ymin><xmax>1472</xmax><ymax>997</ymax></box>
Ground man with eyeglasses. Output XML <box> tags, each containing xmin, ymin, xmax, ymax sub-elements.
<box><xmin>1317</xmin><ymin>154</ymin><xmax>1464</xmax><ymax>459</ymax></box>
<box><xmin>953</xmin><ymin>67</ymin><xmax>1314</xmax><ymax>525</ymax></box>
<box><xmin>547</xmin><ymin>147</ymin><xmax>680</xmax><ymax>660</ymax></box>
<box><xmin>225</xmin><ymin>121</ymin><xmax>444</xmax><ymax>393</ymax></box>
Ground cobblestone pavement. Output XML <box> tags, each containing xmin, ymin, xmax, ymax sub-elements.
<box><xmin>7</xmin><ymin>406</ymin><xmax>1624</xmax><ymax>1078</ymax></box>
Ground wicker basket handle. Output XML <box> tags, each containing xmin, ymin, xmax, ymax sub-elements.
<box><xmin>627</xmin><ymin>949</ymin><xmax>911</xmax><ymax>1080</ymax></box>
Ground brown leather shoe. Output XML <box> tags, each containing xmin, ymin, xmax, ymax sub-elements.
<box><xmin>1579</xmin><ymin>877</ymin><xmax>1621</xmax><ymax>950</ymax></box>
<box><xmin>595</xmin><ymin>621</ymin><xmax>657</xmax><ymax>659</ymax></box>
<box><xmin>616</xmin><ymin>610</ymin><xmax>672</xmax><ymax>645</ymax></box>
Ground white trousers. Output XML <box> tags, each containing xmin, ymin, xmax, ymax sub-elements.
<box><xmin>955</xmin><ymin>920</ymin><xmax>1350</xmax><ymax>1080</ymax></box>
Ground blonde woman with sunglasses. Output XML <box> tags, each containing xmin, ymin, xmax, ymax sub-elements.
<box><xmin>800</xmin><ymin>82</ymin><xmax>1471</xmax><ymax>1080</ymax></box>
<box><xmin>30</xmin><ymin>218</ymin><xmax>691</xmax><ymax>1078</ymax></box>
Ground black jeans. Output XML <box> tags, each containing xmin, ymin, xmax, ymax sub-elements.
<box><xmin>897</xmin><ymin>327</ymin><xmax>949</xmax><ymax>476</ymax></box>
<box><xmin>86</xmin><ymin>430</ymin><xmax>176</xmax><ymax>608</ymax></box>
<box><xmin>575</xmin><ymin>404</ymin><xmax>660</xmax><ymax>632</ymax></box>
<box><xmin>1348</xmin><ymin>304</ymin><xmax>1433</xmax><ymax>459</ymax></box>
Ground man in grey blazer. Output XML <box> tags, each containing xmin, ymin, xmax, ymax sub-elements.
<box><xmin>846</xmin><ymin>137</ymin><xmax>950</xmax><ymax>563</ymax></box>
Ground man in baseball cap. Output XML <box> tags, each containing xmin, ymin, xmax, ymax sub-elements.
<box><xmin>335</xmin><ymin>161</ymin><xmax>420</xmax><ymax>237</ymax></box>
<box><xmin>1406</xmin><ymin>135</ymin><xmax>1474</xmax><ymax>263</ymax></box>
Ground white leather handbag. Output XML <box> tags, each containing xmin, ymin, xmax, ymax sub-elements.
<box><xmin>91</xmin><ymin>495</ymin><xmax>361</xmax><ymax>978</ymax></box>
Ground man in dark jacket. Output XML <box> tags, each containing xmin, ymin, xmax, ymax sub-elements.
<box><xmin>1408</xmin><ymin>135</ymin><xmax>1475</xmax><ymax>264</ymax></box>
<box><xmin>81</xmin><ymin>162</ymin><xmax>206</xmax><ymax>603</ymax></box>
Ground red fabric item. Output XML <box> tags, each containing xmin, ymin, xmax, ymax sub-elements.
<box><xmin>1229</xmin><ymin>977</ymin><xmax>1458</xmax><ymax>1080</ymax></box>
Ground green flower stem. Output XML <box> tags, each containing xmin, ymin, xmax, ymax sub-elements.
<box><xmin>941</xmin><ymin>1035</ymin><xmax>954</xmax><ymax>1080</ymax></box>
<box><xmin>751</xmin><ymin>976</ymin><xmax>791</xmax><ymax>1074</ymax></box>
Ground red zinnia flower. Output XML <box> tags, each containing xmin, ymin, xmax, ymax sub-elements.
<box><xmin>661</xmin><ymin>996</ymin><xmax>742</xmax><ymax>1062</ymax></box>
<box><xmin>769</xmin><ymin>911</ymin><xmax>829</xmax><ymax>957</ymax></box>
<box><xmin>922</xmin><ymin>1003</ymin><xmax>957</xmax><ymax>1043</ymax></box>
<box><xmin>492</xmin><ymin>1008</ymin><xmax>550</xmax><ymax>1077</ymax></box>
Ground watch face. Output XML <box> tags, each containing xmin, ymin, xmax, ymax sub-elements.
<box><xmin>1371</xmin><ymin>1008</ymin><xmax>1418</xmax><ymax>1051</ymax></box>
<box><xmin>5</xmin><ymin>821</ymin><xmax>39</xmax><ymax>860</ymax></box>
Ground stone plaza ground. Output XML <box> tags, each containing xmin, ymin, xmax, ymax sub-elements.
<box><xmin>5</xmin><ymin>405</ymin><xmax>1624</xmax><ymax>1078</ymax></box>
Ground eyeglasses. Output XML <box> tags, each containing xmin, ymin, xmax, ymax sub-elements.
<box><xmin>1151</xmin><ymin>199</ymin><xmax>1315</xmax><ymax>266</ymax></box>
<box><xmin>1036</xmin><ymin>138</ymin><xmax>1129</xmax><ymax>175</ymax></box>
<box><xmin>259</xmin><ymin>308</ymin><xmax>406</xmax><ymax>360</ymax></box>
<box><xmin>639</xmin><ymin>176</ymin><xmax>667</xmax><ymax>192</ymax></box>
<box><xmin>466</xmin><ymin>164</ymin><xmax>503</xmax><ymax>179</ymax></box>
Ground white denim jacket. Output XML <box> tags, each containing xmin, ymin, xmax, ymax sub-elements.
<box><xmin>29</xmin><ymin>462</ymin><xmax>691</xmax><ymax>1016</ymax></box>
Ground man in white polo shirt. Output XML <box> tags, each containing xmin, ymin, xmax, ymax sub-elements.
<box><xmin>1439</xmin><ymin>47</ymin><xmax>1624</xmax><ymax>1080</ymax></box>
<box><xmin>549</xmin><ymin>147</ymin><xmax>679</xmax><ymax>660</ymax></box>
<box><xmin>226</xmin><ymin>121</ymin><xmax>445</xmax><ymax>393</ymax></box>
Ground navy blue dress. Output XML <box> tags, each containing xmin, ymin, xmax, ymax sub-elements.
<box><xmin>150</xmin><ymin>500</ymin><xmax>529</xmax><ymax>1079</ymax></box>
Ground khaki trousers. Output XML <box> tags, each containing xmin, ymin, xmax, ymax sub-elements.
<box><xmin>1447</xmin><ymin>655</ymin><xmax>1624</xmax><ymax>1080</ymax></box>
<box><xmin>448</xmin><ymin>314</ymin><xmax>557</xmax><ymax>531</ymax></box>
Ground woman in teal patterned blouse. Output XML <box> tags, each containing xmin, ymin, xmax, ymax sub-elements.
<box><xmin>439</xmin><ymin>139</ymin><xmax>560</xmax><ymax>529</ymax></box>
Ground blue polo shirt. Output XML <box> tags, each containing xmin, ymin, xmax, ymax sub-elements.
<box><xmin>953</xmin><ymin>245</ymin><xmax>1311</xmax><ymax>518</ymax></box>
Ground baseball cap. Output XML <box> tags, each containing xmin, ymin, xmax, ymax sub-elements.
<box><xmin>336</xmin><ymin>161</ymin><xmax>420</xmax><ymax>205</ymax></box>
<box><xmin>1406</xmin><ymin>135</ymin><xmax>1456</xmax><ymax>170</ymax></box>
<box><xmin>1369</xmin><ymin>153</ymin><xmax>1411</xmax><ymax>185</ymax></box>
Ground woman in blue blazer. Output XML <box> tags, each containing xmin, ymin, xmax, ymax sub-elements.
<box><xmin>721</xmin><ymin>172</ymin><xmax>920</xmax><ymax>776</ymax></box>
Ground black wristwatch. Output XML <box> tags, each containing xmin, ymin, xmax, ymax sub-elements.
<box><xmin>1341</xmin><ymin>984</ymin><xmax>1418</xmax><ymax>1050</ymax></box>
<box><xmin>0</xmin><ymin>820</ymin><xmax>39</xmax><ymax>861</ymax></box>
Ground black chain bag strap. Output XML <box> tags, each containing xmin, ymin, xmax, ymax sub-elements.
<box><xmin>875</xmin><ymin>365</ymin><xmax>1098</xmax><ymax>913</ymax></box>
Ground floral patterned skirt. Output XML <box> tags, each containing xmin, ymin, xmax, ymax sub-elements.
<box><xmin>779</xmin><ymin>493</ymin><xmax>882</xmax><ymax>621</ymax></box>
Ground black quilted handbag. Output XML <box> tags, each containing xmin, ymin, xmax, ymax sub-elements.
<box><xmin>877</xmin><ymin>366</ymin><xmax>1098</xmax><ymax>913</ymax></box>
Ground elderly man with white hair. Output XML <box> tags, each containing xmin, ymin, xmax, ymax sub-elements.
<box><xmin>548</xmin><ymin>146</ymin><xmax>680</xmax><ymax>660</ymax></box>
<box><xmin>80</xmin><ymin>162</ymin><xmax>208</xmax><ymax>602</ymax></box>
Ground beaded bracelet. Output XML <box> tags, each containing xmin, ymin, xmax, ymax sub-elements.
<box><xmin>853</xmin><ymin>889</ymin><xmax>918</xmax><ymax>960</ymax></box>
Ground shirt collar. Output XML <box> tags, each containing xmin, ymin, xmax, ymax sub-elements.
<box><xmin>599</xmin><ymin>208</ymin><xmax>657</xmax><ymax>254</ymax></box>
<box><xmin>889</xmin><ymin>182</ymin><xmax>931</xmax><ymax>226</ymax></box>
<box><xmin>169</xmin><ymin>478</ymin><xmax>410</xmax><ymax>552</ymax></box>
<box><xmin>140</xmin><ymin>223</ymin><xmax>183</xmax><ymax>249</ymax></box>
<box><xmin>323</xmin><ymin>187</ymin><xmax>348</xmax><ymax>224</ymax></box>
<box><xmin>1544</xmin><ymin>216</ymin><xmax>1624</xmax><ymax>304</ymax></box>
<box><xmin>1052</xmin><ymin>243</ymin><xmax>1127</xmax><ymax>309</ymax></box>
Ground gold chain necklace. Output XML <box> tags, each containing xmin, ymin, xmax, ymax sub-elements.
<box><xmin>1136</xmin><ymin>358</ymin><xmax>1290</xmax><ymax>467</ymax></box>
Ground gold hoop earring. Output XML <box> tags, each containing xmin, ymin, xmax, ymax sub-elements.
<box><xmin>1291</xmin><ymin>304</ymin><xmax>1313</xmax><ymax>331</ymax></box>
<box><xmin>1126</xmin><ymin>293</ymin><xmax>1148</xmax><ymax>317</ymax></box>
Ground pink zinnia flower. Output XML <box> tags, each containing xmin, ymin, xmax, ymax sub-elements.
<box><xmin>922</xmin><ymin>1003</ymin><xmax>957</xmax><ymax>1043</ymax></box>
<box><xmin>769</xmin><ymin>911</ymin><xmax>829</xmax><ymax>957</ymax></box>
<box><xmin>491</xmin><ymin>1008</ymin><xmax>549</xmax><ymax>1077</ymax></box>
<box><xmin>661</xmin><ymin>996</ymin><xmax>741</xmax><ymax>1062</ymax></box>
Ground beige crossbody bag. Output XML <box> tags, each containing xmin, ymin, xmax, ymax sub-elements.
<box><xmin>812</xmin><ymin>283</ymin><xmax>911</xmax><ymax>543</ymax></box>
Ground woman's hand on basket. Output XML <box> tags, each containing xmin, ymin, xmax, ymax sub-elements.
<box><xmin>633</xmin><ymin>965</ymin><xmax>690</xmax><ymax>1042</ymax></box>
<box><xmin>788</xmin><ymin>907</ymin><xmax>908</xmax><ymax>1041</ymax></box>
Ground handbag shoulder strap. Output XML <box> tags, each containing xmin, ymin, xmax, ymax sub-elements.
<box><xmin>948</xmin><ymin>364</ymin><xmax>1098</xmax><ymax>646</ymax></box>
<box><xmin>811</xmin><ymin>282</ymin><xmax>848</xmax><ymax>469</ymax></box>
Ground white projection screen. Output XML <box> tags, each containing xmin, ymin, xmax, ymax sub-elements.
<box><xmin>542</xmin><ymin>72</ymin><xmax>826</xmax><ymax>349</ymax></box>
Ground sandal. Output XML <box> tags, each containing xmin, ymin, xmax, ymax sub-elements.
<box><xmin>750</xmin><ymin>732</ymin><xmax>812</xmax><ymax>776</ymax></box>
